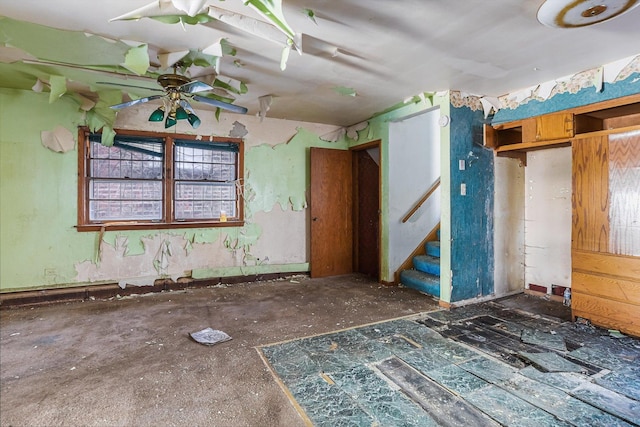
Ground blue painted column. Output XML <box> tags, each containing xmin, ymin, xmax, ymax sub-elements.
<box><xmin>449</xmin><ymin>105</ymin><xmax>495</xmax><ymax>302</ymax></box>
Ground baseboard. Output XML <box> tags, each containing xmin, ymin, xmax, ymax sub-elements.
<box><xmin>0</xmin><ymin>271</ymin><xmax>309</xmax><ymax>309</ymax></box>
<box><xmin>524</xmin><ymin>288</ymin><xmax>564</xmax><ymax>303</ymax></box>
<box><xmin>438</xmin><ymin>300</ymin><xmax>452</xmax><ymax>309</ymax></box>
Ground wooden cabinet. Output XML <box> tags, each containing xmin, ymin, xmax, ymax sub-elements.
<box><xmin>485</xmin><ymin>93</ymin><xmax>640</xmax><ymax>156</ymax></box>
<box><xmin>522</xmin><ymin>112</ymin><xmax>574</xmax><ymax>142</ymax></box>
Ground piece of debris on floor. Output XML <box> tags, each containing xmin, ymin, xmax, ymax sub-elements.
<box><xmin>189</xmin><ymin>328</ymin><xmax>232</xmax><ymax>346</ymax></box>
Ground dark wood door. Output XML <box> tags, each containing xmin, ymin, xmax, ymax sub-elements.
<box><xmin>310</xmin><ymin>148</ymin><xmax>353</xmax><ymax>278</ymax></box>
<box><xmin>355</xmin><ymin>148</ymin><xmax>380</xmax><ymax>280</ymax></box>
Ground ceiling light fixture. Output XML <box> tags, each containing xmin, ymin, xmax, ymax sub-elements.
<box><xmin>537</xmin><ymin>0</ymin><xmax>639</xmax><ymax>28</ymax></box>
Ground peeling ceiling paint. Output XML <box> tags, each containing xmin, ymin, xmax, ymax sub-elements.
<box><xmin>1</xmin><ymin>1</ymin><xmax>639</xmax><ymax>127</ymax></box>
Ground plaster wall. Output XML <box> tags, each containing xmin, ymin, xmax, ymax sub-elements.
<box><xmin>387</xmin><ymin>108</ymin><xmax>441</xmax><ymax>279</ymax></box>
<box><xmin>0</xmin><ymin>88</ymin><xmax>345</xmax><ymax>292</ymax></box>
<box><xmin>493</xmin><ymin>157</ymin><xmax>525</xmax><ymax>296</ymax></box>
<box><xmin>524</xmin><ymin>147</ymin><xmax>572</xmax><ymax>292</ymax></box>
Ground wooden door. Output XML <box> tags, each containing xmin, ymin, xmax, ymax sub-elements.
<box><xmin>310</xmin><ymin>148</ymin><xmax>353</xmax><ymax>278</ymax></box>
<box><xmin>354</xmin><ymin>148</ymin><xmax>380</xmax><ymax>280</ymax></box>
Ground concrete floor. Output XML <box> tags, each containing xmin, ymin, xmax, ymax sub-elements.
<box><xmin>0</xmin><ymin>274</ymin><xmax>440</xmax><ymax>427</ymax></box>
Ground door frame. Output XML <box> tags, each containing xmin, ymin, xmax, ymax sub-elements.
<box><xmin>350</xmin><ymin>140</ymin><xmax>382</xmax><ymax>282</ymax></box>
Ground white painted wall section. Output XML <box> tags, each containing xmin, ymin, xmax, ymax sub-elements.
<box><xmin>494</xmin><ymin>156</ymin><xmax>525</xmax><ymax>296</ymax></box>
<box><xmin>524</xmin><ymin>147</ymin><xmax>572</xmax><ymax>292</ymax></box>
<box><xmin>387</xmin><ymin>108</ymin><xmax>441</xmax><ymax>279</ymax></box>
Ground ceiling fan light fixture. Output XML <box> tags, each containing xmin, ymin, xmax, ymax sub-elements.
<box><xmin>537</xmin><ymin>0</ymin><xmax>640</xmax><ymax>28</ymax></box>
<box><xmin>176</xmin><ymin>106</ymin><xmax>189</xmax><ymax>120</ymax></box>
<box><xmin>188</xmin><ymin>113</ymin><xmax>201</xmax><ymax>129</ymax></box>
<box><xmin>165</xmin><ymin>112</ymin><xmax>177</xmax><ymax>129</ymax></box>
<box><xmin>148</xmin><ymin>106</ymin><xmax>166</xmax><ymax>122</ymax></box>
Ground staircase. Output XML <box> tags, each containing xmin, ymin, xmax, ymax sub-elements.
<box><xmin>399</xmin><ymin>230</ymin><xmax>441</xmax><ymax>298</ymax></box>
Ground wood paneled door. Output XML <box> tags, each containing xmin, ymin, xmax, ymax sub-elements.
<box><xmin>310</xmin><ymin>148</ymin><xmax>353</xmax><ymax>278</ymax></box>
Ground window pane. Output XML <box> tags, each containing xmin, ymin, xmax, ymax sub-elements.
<box><xmin>174</xmin><ymin>146</ymin><xmax>236</xmax><ymax>181</ymax></box>
<box><xmin>173</xmin><ymin>143</ymin><xmax>238</xmax><ymax>221</ymax></box>
<box><xmin>89</xmin><ymin>180</ymin><xmax>163</xmax><ymax>220</ymax></box>
<box><xmin>87</xmin><ymin>140</ymin><xmax>164</xmax><ymax>222</ymax></box>
<box><xmin>90</xmin><ymin>143</ymin><xmax>163</xmax><ymax>179</ymax></box>
<box><xmin>89</xmin><ymin>200</ymin><xmax>162</xmax><ymax>221</ymax></box>
<box><xmin>174</xmin><ymin>182</ymin><xmax>236</xmax><ymax>220</ymax></box>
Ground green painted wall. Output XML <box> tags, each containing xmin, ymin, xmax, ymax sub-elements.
<box><xmin>1</xmin><ymin>88</ymin><xmax>94</xmax><ymax>290</ymax></box>
<box><xmin>0</xmin><ymin>88</ymin><xmax>347</xmax><ymax>292</ymax></box>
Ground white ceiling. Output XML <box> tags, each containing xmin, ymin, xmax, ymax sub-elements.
<box><xmin>1</xmin><ymin>0</ymin><xmax>639</xmax><ymax>126</ymax></box>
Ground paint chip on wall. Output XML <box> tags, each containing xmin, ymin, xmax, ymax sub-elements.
<box><xmin>41</xmin><ymin>126</ymin><xmax>75</xmax><ymax>153</ymax></box>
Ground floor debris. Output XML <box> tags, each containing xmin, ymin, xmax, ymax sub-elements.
<box><xmin>189</xmin><ymin>328</ymin><xmax>232</xmax><ymax>346</ymax></box>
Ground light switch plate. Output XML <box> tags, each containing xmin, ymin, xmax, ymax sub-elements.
<box><xmin>460</xmin><ymin>183</ymin><xmax>467</xmax><ymax>196</ymax></box>
<box><xmin>459</xmin><ymin>159</ymin><xmax>465</xmax><ymax>170</ymax></box>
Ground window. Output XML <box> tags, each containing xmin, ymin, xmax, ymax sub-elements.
<box><xmin>77</xmin><ymin>128</ymin><xmax>243</xmax><ymax>231</ymax></box>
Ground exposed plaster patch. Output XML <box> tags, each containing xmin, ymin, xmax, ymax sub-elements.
<box><xmin>229</xmin><ymin>121</ymin><xmax>248</xmax><ymax>138</ymax></box>
<box><xmin>479</xmin><ymin>97</ymin><xmax>500</xmax><ymax>119</ymax></box>
<box><xmin>450</xmin><ymin>91</ymin><xmax>484</xmax><ymax>111</ymax></box>
<box><xmin>31</xmin><ymin>79</ymin><xmax>45</xmax><ymax>92</ymax></box>
<box><xmin>258</xmin><ymin>95</ymin><xmax>273</xmax><ymax>121</ymax></box>
<box><xmin>41</xmin><ymin>126</ymin><xmax>75</xmax><ymax>153</ymax></box>
<box><xmin>320</xmin><ymin>127</ymin><xmax>347</xmax><ymax>142</ymax></box>
<box><xmin>153</xmin><ymin>240</ymin><xmax>172</xmax><ymax>274</ymax></box>
<box><xmin>346</xmin><ymin>121</ymin><xmax>368</xmax><ymax>141</ymax></box>
<box><xmin>320</xmin><ymin>121</ymin><xmax>368</xmax><ymax>142</ymax></box>
<box><xmin>76</xmin><ymin>232</ymin><xmax>249</xmax><ymax>285</ymax></box>
<box><xmin>250</xmin><ymin>207</ymin><xmax>307</xmax><ymax>265</ymax></box>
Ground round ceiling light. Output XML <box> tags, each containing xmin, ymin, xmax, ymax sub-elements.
<box><xmin>537</xmin><ymin>0</ymin><xmax>640</xmax><ymax>27</ymax></box>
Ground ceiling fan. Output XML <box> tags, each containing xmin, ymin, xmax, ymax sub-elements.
<box><xmin>108</xmin><ymin>64</ymin><xmax>248</xmax><ymax>129</ymax></box>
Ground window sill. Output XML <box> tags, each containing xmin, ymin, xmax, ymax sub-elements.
<box><xmin>76</xmin><ymin>220</ymin><xmax>244</xmax><ymax>232</ymax></box>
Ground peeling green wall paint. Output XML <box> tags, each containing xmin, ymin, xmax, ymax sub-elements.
<box><xmin>0</xmin><ymin>88</ymin><xmax>344</xmax><ymax>292</ymax></box>
<box><xmin>245</xmin><ymin>127</ymin><xmax>347</xmax><ymax>213</ymax></box>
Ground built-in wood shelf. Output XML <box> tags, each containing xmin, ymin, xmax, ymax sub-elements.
<box><xmin>485</xmin><ymin>93</ymin><xmax>640</xmax><ymax>155</ymax></box>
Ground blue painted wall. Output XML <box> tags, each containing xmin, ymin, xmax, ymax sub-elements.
<box><xmin>493</xmin><ymin>71</ymin><xmax>640</xmax><ymax>124</ymax></box>
<box><xmin>449</xmin><ymin>105</ymin><xmax>495</xmax><ymax>302</ymax></box>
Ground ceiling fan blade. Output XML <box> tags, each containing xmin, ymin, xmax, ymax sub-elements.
<box><xmin>110</xmin><ymin>95</ymin><xmax>164</xmax><ymax>110</ymax></box>
<box><xmin>179</xmin><ymin>80</ymin><xmax>214</xmax><ymax>94</ymax></box>
<box><xmin>193</xmin><ymin>95</ymin><xmax>248</xmax><ymax>114</ymax></box>
<box><xmin>97</xmin><ymin>81</ymin><xmax>163</xmax><ymax>92</ymax></box>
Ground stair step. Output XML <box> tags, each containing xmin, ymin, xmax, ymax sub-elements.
<box><xmin>413</xmin><ymin>255</ymin><xmax>440</xmax><ymax>276</ymax></box>
<box><xmin>426</xmin><ymin>241</ymin><xmax>440</xmax><ymax>258</ymax></box>
<box><xmin>400</xmin><ymin>270</ymin><xmax>440</xmax><ymax>298</ymax></box>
